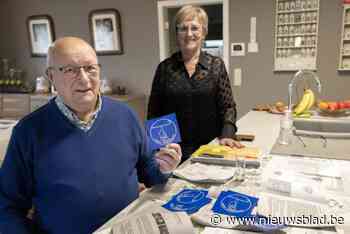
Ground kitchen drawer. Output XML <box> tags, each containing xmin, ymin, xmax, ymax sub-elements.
<box><xmin>1</xmin><ymin>94</ymin><xmax>30</xmax><ymax>118</ymax></box>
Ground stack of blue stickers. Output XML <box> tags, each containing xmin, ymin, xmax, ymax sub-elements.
<box><xmin>162</xmin><ymin>189</ymin><xmax>212</xmax><ymax>214</ymax></box>
<box><xmin>145</xmin><ymin>113</ymin><xmax>181</xmax><ymax>151</ymax></box>
<box><xmin>212</xmin><ymin>190</ymin><xmax>259</xmax><ymax>217</ymax></box>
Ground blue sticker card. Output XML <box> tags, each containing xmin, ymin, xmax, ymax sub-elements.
<box><xmin>212</xmin><ymin>190</ymin><xmax>259</xmax><ymax>217</ymax></box>
<box><xmin>162</xmin><ymin>189</ymin><xmax>211</xmax><ymax>214</ymax></box>
<box><xmin>145</xmin><ymin>113</ymin><xmax>181</xmax><ymax>151</ymax></box>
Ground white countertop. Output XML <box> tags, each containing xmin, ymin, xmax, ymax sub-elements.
<box><xmin>95</xmin><ymin>110</ymin><xmax>350</xmax><ymax>233</ymax></box>
<box><xmin>236</xmin><ymin>110</ymin><xmax>282</xmax><ymax>152</ymax></box>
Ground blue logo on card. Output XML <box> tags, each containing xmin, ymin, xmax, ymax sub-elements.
<box><xmin>162</xmin><ymin>189</ymin><xmax>211</xmax><ymax>214</ymax></box>
<box><xmin>145</xmin><ymin>113</ymin><xmax>181</xmax><ymax>150</ymax></box>
<box><xmin>212</xmin><ymin>191</ymin><xmax>258</xmax><ymax>217</ymax></box>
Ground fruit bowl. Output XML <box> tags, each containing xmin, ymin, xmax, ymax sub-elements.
<box><xmin>317</xmin><ymin>100</ymin><xmax>350</xmax><ymax>117</ymax></box>
<box><xmin>317</xmin><ymin>107</ymin><xmax>350</xmax><ymax>117</ymax></box>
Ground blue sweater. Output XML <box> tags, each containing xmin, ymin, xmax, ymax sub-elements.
<box><xmin>0</xmin><ymin>97</ymin><xmax>168</xmax><ymax>234</ymax></box>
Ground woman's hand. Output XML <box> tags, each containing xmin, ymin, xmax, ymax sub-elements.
<box><xmin>155</xmin><ymin>143</ymin><xmax>182</xmax><ymax>174</ymax></box>
<box><xmin>219</xmin><ymin>138</ymin><xmax>244</xmax><ymax>148</ymax></box>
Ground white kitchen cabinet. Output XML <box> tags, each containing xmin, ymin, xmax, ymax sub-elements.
<box><xmin>339</xmin><ymin>4</ymin><xmax>350</xmax><ymax>70</ymax></box>
<box><xmin>274</xmin><ymin>0</ymin><xmax>320</xmax><ymax>71</ymax></box>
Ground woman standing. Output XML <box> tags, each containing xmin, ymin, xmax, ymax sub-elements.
<box><xmin>148</xmin><ymin>5</ymin><xmax>243</xmax><ymax>161</ymax></box>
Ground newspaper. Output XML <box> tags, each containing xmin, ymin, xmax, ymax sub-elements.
<box><xmin>202</xmin><ymin>226</ymin><xmax>337</xmax><ymax>234</ymax></box>
<box><xmin>173</xmin><ymin>163</ymin><xmax>236</xmax><ymax>183</ymax></box>
<box><xmin>261</xmin><ymin>156</ymin><xmax>344</xmax><ymax>203</ymax></box>
<box><xmin>93</xmin><ymin>202</ymin><xmax>195</xmax><ymax>234</ymax></box>
<box><xmin>257</xmin><ymin>192</ymin><xmax>337</xmax><ymax>227</ymax></box>
<box><xmin>201</xmin><ymin>227</ymin><xmax>256</xmax><ymax>234</ymax></box>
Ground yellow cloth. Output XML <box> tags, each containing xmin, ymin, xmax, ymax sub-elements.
<box><xmin>191</xmin><ymin>144</ymin><xmax>261</xmax><ymax>160</ymax></box>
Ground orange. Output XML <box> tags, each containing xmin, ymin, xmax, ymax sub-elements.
<box><xmin>318</xmin><ymin>101</ymin><xmax>328</xmax><ymax>110</ymax></box>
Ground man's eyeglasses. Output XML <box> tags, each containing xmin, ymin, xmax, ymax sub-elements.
<box><xmin>47</xmin><ymin>64</ymin><xmax>101</xmax><ymax>79</ymax></box>
<box><xmin>176</xmin><ymin>24</ymin><xmax>202</xmax><ymax>35</ymax></box>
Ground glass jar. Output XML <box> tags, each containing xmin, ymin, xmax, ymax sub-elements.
<box><xmin>1</xmin><ymin>58</ymin><xmax>9</xmax><ymax>77</ymax></box>
<box><xmin>278</xmin><ymin>26</ymin><xmax>284</xmax><ymax>35</ymax></box>
<box><xmin>289</xmin><ymin>37</ymin><xmax>294</xmax><ymax>47</ymax></box>
<box><xmin>277</xmin><ymin>111</ymin><xmax>293</xmax><ymax>145</ymax></box>
<box><xmin>311</xmin><ymin>24</ymin><xmax>317</xmax><ymax>33</ymax></box>
<box><xmin>277</xmin><ymin>38</ymin><xmax>283</xmax><ymax>47</ymax></box>
<box><xmin>289</xmin><ymin>14</ymin><xmax>295</xmax><ymax>23</ymax></box>
<box><xmin>285</xmin><ymin>1</ymin><xmax>290</xmax><ymax>11</ymax></box>
<box><xmin>290</xmin><ymin>1</ymin><xmax>296</xmax><ymax>10</ymax></box>
<box><xmin>279</xmin><ymin>14</ymin><xmax>284</xmax><ymax>24</ymax></box>
<box><xmin>305</xmin><ymin>12</ymin><xmax>311</xmax><ymax>22</ymax></box>
<box><xmin>311</xmin><ymin>36</ymin><xmax>316</xmax><ymax>45</ymax></box>
<box><xmin>289</xmin><ymin>25</ymin><xmax>295</xmax><ymax>34</ymax></box>
<box><xmin>284</xmin><ymin>14</ymin><xmax>290</xmax><ymax>23</ymax></box>
<box><xmin>277</xmin><ymin>49</ymin><xmax>282</xmax><ymax>57</ymax></box>
<box><xmin>278</xmin><ymin>2</ymin><xmax>284</xmax><ymax>11</ymax></box>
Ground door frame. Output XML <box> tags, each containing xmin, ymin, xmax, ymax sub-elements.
<box><xmin>157</xmin><ymin>0</ymin><xmax>230</xmax><ymax>73</ymax></box>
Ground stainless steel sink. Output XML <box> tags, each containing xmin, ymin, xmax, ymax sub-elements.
<box><xmin>271</xmin><ymin>116</ymin><xmax>350</xmax><ymax>160</ymax></box>
<box><xmin>293</xmin><ymin>117</ymin><xmax>350</xmax><ymax>138</ymax></box>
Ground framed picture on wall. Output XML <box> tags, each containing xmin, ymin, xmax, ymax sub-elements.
<box><xmin>89</xmin><ymin>9</ymin><xmax>123</xmax><ymax>55</ymax></box>
<box><xmin>26</xmin><ymin>15</ymin><xmax>55</xmax><ymax>57</ymax></box>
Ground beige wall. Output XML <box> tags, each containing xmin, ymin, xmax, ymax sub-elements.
<box><xmin>230</xmin><ymin>0</ymin><xmax>350</xmax><ymax>117</ymax></box>
<box><xmin>0</xmin><ymin>0</ymin><xmax>349</xmax><ymax>119</ymax></box>
<box><xmin>0</xmin><ymin>0</ymin><xmax>13</xmax><ymax>58</ymax></box>
<box><xmin>0</xmin><ymin>0</ymin><xmax>160</xmax><ymax>95</ymax></box>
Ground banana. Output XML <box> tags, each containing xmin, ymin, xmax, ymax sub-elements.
<box><xmin>305</xmin><ymin>89</ymin><xmax>315</xmax><ymax>110</ymax></box>
<box><xmin>294</xmin><ymin>90</ymin><xmax>312</xmax><ymax>115</ymax></box>
<box><xmin>293</xmin><ymin>111</ymin><xmax>312</xmax><ymax>118</ymax></box>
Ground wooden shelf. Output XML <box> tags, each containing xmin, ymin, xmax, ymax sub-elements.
<box><xmin>277</xmin><ymin>21</ymin><xmax>317</xmax><ymax>26</ymax></box>
<box><xmin>277</xmin><ymin>8</ymin><xmax>318</xmax><ymax>14</ymax></box>
<box><xmin>274</xmin><ymin>0</ymin><xmax>319</xmax><ymax>71</ymax></box>
<box><xmin>338</xmin><ymin>4</ymin><xmax>350</xmax><ymax>70</ymax></box>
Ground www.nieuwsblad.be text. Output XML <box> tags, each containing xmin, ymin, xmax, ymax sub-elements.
<box><xmin>210</xmin><ymin>214</ymin><xmax>345</xmax><ymax>226</ymax></box>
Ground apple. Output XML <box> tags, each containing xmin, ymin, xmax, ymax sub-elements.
<box><xmin>339</xmin><ymin>102</ymin><xmax>347</xmax><ymax>110</ymax></box>
<box><xmin>344</xmin><ymin>100</ymin><xmax>350</xmax><ymax>108</ymax></box>
<box><xmin>328</xmin><ymin>102</ymin><xmax>338</xmax><ymax>111</ymax></box>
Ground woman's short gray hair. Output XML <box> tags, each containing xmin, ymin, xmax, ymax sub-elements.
<box><xmin>174</xmin><ymin>5</ymin><xmax>208</xmax><ymax>36</ymax></box>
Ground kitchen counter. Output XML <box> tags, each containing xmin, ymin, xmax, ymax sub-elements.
<box><xmin>95</xmin><ymin>110</ymin><xmax>350</xmax><ymax>233</ymax></box>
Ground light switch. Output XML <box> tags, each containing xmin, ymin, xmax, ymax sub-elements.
<box><xmin>233</xmin><ymin>68</ymin><xmax>242</xmax><ymax>86</ymax></box>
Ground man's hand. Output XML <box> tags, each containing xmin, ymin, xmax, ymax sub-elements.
<box><xmin>155</xmin><ymin>143</ymin><xmax>182</xmax><ymax>174</ymax></box>
<box><xmin>219</xmin><ymin>138</ymin><xmax>244</xmax><ymax>148</ymax></box>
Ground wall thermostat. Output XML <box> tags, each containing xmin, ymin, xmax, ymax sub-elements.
<box><xmin>231</xmin><ymin>43</ymin><xmax>245</xmax><ymax>56</ymax></box>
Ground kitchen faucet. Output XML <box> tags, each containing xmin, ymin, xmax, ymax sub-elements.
<box><xmin>278</xmin><ymin>70</ymin><xmax>322</xmax><ymax>145</ymax></box>
<box><xmin>288</xmin><ymin>70</ymin><xmax>322</xmax><ymax>112</ymax></box>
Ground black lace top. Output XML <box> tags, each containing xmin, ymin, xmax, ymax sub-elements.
<box><xmin>148</xmin><ymin>51</ymin><xmax>238</xmax><ymax>158</ymax></box>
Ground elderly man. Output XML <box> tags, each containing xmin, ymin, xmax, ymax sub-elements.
<box><xmin>0</xmin><ymin>37</ymin><xmax>182</xmax><ymax>234</ymax></box>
